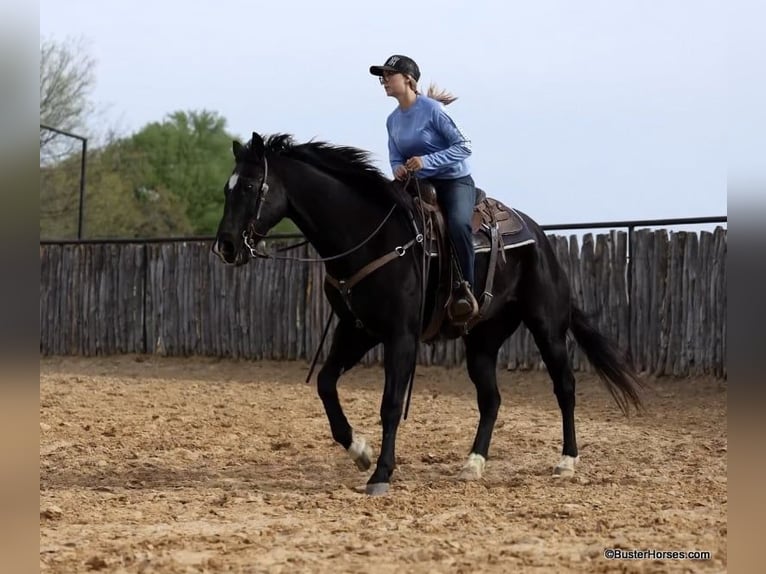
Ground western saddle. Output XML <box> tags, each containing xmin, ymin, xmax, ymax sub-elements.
<box><xmin>404</xmin><ymin>179</ymin><xmax>530</xmax><ymax>341</ymax></box>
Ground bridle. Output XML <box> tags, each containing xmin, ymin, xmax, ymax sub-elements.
<box><xmin>239</xmin><ymin>155</ymin><xmax>422</xmax><ymax>264</ymax></box>
<box><xmin>239</xmin><ymin>155</ymin><xmax>272</xmax><ymax>258</ymax></box>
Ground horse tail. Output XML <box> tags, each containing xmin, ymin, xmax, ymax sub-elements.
<box><xmin>569</xmin><ymin>305</ymin><xmax>645</xmax><ymax>415</ymax></box>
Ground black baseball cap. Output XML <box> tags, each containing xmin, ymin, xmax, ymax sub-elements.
<box><xmin>369</xmin><ymin>55</ymin><xmax>420</xmax><ymax>82</ymax></box>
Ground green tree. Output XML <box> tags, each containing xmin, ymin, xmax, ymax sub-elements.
<box><xmin>122</xmin><ymin>110</ymin><xmax>299</xmax><ymax>235</ymax></box>
<box><xmin>86</xmin><ymin>145</ymin><xmax>194</xmax><ymax>238</ymax></box>
<box><xmin>40</xmin><ymin>144</ymin><xmax>194</xmax><ymax>239</ymax></box>
<box><xmin>40</xmin><ymin>107</ymin><xmax>299</xmax><ymax>238</ymax></box>
<box><xmin>122</xmin><ymin>110</ymin><xmax>234</xmax><ymax>234</ymax></box>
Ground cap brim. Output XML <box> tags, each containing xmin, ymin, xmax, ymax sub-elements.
<box><xmin>369</xmin><ymin>65</ymin><xmax>397</xmax><ymax>76</ymax></box>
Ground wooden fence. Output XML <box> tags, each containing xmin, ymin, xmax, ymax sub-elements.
<box><xmin>39</xmin><ymin>227</ymin><xmax>727</xmax><ymax>377</ymax></box>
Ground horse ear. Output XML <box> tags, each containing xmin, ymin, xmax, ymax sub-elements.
<box><xmin>251</xmin><ymin>132</ymin><xmax>265</xmax><ymax>158</ymax></box>
<box><xmin>232</xmin><ymin>140</ymin><xmax>245</xmax><ymax>161</ymax></box>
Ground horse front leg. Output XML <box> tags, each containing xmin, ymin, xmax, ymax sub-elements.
<box><xmin>366</xmin><ymin>332</ymin><xmax>417</xmax><ymax>496</ymax></box>
<box><xmin>316</xmin><ymin>320</ymin><xmax>379</xmax><ymax>471</ymax></box>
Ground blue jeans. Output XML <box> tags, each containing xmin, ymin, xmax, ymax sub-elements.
<box><xmin>427</xmin><ymin>174</ymin><xmax>476</xmax><ymax>288</ymax></box>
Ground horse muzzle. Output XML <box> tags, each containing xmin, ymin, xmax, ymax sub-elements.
<box><xmin>212</xmin><ymin>236</ymin><xmax>248</xmax><ymax>266</ymax></box>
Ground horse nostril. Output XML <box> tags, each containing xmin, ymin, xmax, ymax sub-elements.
<box><xmin>214</xmin><ymin>238</ymin><xmax>236</xmax><ymax>261</ymax></box>
<box><xmin>220</xmin><ymin>239</ymin><xmax>234</xmax><ymax>257</ymax></box>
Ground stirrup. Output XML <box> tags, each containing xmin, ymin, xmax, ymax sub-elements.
<box><xmin>448</xmin><ymin>283</ymin><xmax>479</xmax><ymax>324</ymax></box>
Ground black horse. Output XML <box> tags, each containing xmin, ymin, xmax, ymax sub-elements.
<box><xmin>212</xmin><ymin>132</ymin><xmax>643</xmax><ymax>495</ymax></box>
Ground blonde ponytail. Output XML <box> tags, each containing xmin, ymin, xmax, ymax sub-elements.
<box><xmin>426</xmin><ymin>83</ymin><xmax>458</xmax><ymax>106</ymax></box>
<box><xmin>406</xmin><ymin>75</ymin><xmax>459</xmax><ymax>106</ymax></box>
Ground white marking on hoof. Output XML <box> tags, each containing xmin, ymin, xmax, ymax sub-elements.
<box><xmin>347</xmin><ymin>433</ymin><xmax>373</xmax><ymax>472</ymax></box>
<box><xmin>365</xmin><ymin>482</ymin><xmax>390</xmax><ymax>496</ymax></box>
<box><xmin>458</xmin><ymin>453</ymin><xmax>486</xmax><ymax>481</ymax></box>
<box><xmin>553</xmin><ymin>455</ymin><xmax>579</xmax><ymax>477</ymax></box>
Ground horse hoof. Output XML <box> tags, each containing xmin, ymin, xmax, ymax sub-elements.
<box><xmin>365</xmin><ymin>482</ymin><xmax>390</xmax><ymax>496</ymax></box>
<box><xmin>458</xmin><ymin>466</ymin><xmax>482</xmax><ymax>481</ymax></box>
<box><xmin>458</xmin><ymin>453</ymin><xmax>486</xmax><ymax>481</ymax></box>
<box><xmin>347</xmin><ymin>434</ymin><xmax>373</xmax><ymax>472</ymax></box>
<box><xmin>354</xmin><ymin>450</ymin><xmax>372</xmax><ymax>472</ymax></box>
<box><xmin>553</xmin><ymin>455</ymin><xmax>579</xmax><ymax>478</ymax></box>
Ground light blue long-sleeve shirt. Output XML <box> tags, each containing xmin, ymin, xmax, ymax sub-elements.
<box><xmin>386</xmin><ymin>95</ymin><xmax>472</xmax><ymax>179</ymax></box>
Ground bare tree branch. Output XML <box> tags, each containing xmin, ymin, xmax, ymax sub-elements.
<box><xmin>39</xmin><ymin>36</ymin><xmax>95</xmax><ymax>164</ymax></box>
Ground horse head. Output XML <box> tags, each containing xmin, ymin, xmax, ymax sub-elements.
<box><xmin>212</xmin><ymin>132</ymin><xmax>288</xmax><ymax>265</ymax></box>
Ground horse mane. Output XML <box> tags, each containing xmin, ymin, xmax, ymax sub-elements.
<box><xmin>256</xmin><ymin>134</ymin><xmax>412</xmax><ymax>213</ymax></box>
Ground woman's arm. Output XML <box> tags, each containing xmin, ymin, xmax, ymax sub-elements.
<box><xmin>421</xmin><ymin>106</ymin><xmax>472</xmax><ymax>170</ymax></box>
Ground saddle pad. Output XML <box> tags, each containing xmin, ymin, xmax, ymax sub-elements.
<box><xmin>472</xmin><ymin>207</ymin><xmax>536</xmax><ymax>253</ymax></box>
<box><xmin>424</xmin><ymin>204</ymin><xmax>535</xmax><ymax>257</ymax></box>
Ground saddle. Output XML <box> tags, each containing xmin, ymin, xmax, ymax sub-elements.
<box><xmin>404</xmin><ymin>180</ymin><xmax>534</xmax><ymax>341</ymax></box>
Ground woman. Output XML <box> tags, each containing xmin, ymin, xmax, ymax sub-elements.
<box><xmin>369</xmin><ymin>54</ymin><xmax>479</xmax><ymax>323</ymax></box>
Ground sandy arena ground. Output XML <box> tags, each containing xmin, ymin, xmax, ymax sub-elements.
<box><xmin>40</xmin><ymin>356</ymin><xmax>727</xmax><ymax>573</ymax></box>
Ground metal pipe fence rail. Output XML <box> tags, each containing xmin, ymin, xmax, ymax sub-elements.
<box><xmin>40</xmin><ymin>217</ymin><xmax>726</xmax><ymax>377</ymax></box>
<box><xmin>39</xmin><ymin>216</ymin><xmax>728</xmax><ymax>246</ymax></box>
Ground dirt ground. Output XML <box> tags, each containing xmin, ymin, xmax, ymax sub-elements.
<box><xmin>40</xmin><ymin>356</ymin><xmax>727</xmax><ymax>573</ymax></box>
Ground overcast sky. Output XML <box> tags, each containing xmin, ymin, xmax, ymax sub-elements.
<box><xmin>40</xmin><ymin>0</ymin><xmax>727</xmax><ymax>228</ymax></box>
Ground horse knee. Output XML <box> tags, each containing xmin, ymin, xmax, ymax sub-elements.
<box><xmin>316</xmin><ymin>367</ymin><xmax>340</xmax><ymax>400</ymax></box>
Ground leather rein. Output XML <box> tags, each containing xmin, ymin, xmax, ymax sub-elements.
<box><xmin>238</xmin><ymin>158</ymin><xmax>428</xmax><ymax>420</ymax></box>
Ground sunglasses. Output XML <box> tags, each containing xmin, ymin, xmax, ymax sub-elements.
<box><xmin>378</xmin><ymin>71</ymin><xmax>402</xmax><ymax>84</ymax></box>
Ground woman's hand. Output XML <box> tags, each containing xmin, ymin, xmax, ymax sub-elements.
<box><xmin>394</xmin><ymin>165</ymin><xmax>409</xmax><ymax>180</ymax></box>
<box><xmin>405</xmin><ymin>156</ymin><xmax>424</xmax><ymax>172</ymax></box>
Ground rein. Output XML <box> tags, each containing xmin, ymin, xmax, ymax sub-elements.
<box><xmin>403</xmin><ymin>177</ymin><xmax>430</xmax><ymax>420</ymax></box>
<box><xmin>239</xmin><ymin>156</ymin><xmax>428</xmax><ymax>420</ymax></box>
<box><xmin>243</xmin><ymin>203</ymin><xmax>399</xmax><ymax>263</ymax></box>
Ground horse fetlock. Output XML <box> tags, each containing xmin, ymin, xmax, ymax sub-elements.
<box><xmin>347</xmin><ymin>433</ymin><xmax>373</xmax><ymax>471</ymax></box>
<box><xmin>553</xmin><ymin>454</ymin><xmax>579</xmax><ymax>477</ymax></box>
<box><xmin>458</xmin><ymin>453</ymin><xmax>486</xmax><ymax>481</ymax></box>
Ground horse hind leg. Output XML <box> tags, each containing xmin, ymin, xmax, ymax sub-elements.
<box><xmin>316</xmin><ymin>320</ymin><xmax>378</xmax><ymax>471</ymax></box>
<box><xmin>458</xmin><ymin>317</ymin><xmax>517</xmax><ymax>481</ymax></box>
<box><xmin>525</xmin><ymin>314</ymin><xmax>580</xmax><ymax>478</ymax></box>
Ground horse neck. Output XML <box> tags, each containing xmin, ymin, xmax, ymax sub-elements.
<box><xmin>275</xmin><ymin>157</ymin><xmax>405</xmax><ymax>271</ymax></box>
